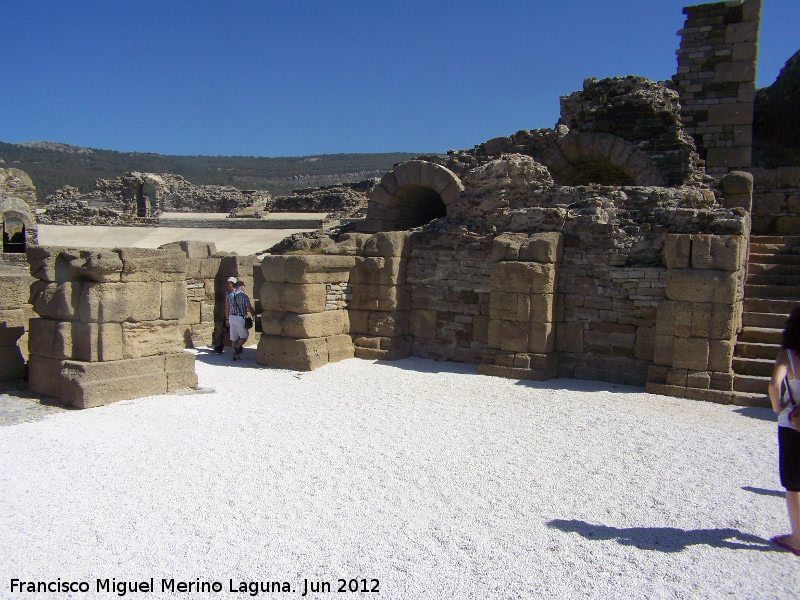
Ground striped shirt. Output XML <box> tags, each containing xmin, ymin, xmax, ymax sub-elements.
<box><xmin>229</xmin><ymin>290</ymin><xmax>250</xmax><ymax>317</ymax></box>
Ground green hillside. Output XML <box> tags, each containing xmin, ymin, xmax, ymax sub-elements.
<box><xmin>0</xmin><ymin>142</ymin><xmax>422</xmax><ymax>202</ymax></box>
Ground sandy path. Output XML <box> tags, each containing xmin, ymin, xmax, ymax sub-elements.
<box><xmin>0</xmin><ymin>353</ymin><xmax>797</xmax><ymax>599</ymax></box>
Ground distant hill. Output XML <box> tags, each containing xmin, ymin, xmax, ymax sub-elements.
<box><xmin>0</xmin><ymin>141</ymin><xmax>422</xmax><ymax>202</ymax></box>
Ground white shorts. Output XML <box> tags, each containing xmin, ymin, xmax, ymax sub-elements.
<box><xmin>229</xmin><ymin>315</ymin><xmax>248</xmax><ymax>342</ymax></box>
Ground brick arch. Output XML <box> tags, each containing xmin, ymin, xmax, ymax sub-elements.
<box><xmin>365</xmin><ymin>160</ymin><xmax>464</xmax><ymax>230</ymax></box>
<box><xmin>0</xmin><ymin>197</ymin><xmax>37</xmax><ymax>251</ymax></box>
<box><xmin>540</xmin><ymin>132</ymin><xmax>666</xmax><ymax>187</ymax></box>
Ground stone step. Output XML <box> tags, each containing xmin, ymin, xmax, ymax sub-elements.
<box><xmin>738</xmin><ymin>326</ymin><xmax>783</xmax><ymax>344</ymax></box>
<box><xmin>746</xmin><ymin>272</ymin><xmax>800</xmax><ymax>285</ymax></box>
<box><xmin>750</xmin><ymin>242</ymin><xmax>800</xmax><ymax>254</ymax></box>
<box><xmin>734</xmin><ymin>374</ymin><xmax>770</xmax><ymax>394</ymax></box>
<box><xmin>744</xmin><ymin>284</ymin><xmax>800</xmax><ymax>299</ymax></box>
<box><xmin>735</xmin><ymin>341</ymin><xmax>781</xmax><ymax>360</ymax></box>
<box><xmin>731</xmin><ymin>391</ymin><xmax>772</xmax><ymax>409</ymax></box>
<box><xmin>751</xmin><ymin>236</ymin><xmax>800</xmax><ymax>245</ymax></box>
<box><xmin>747</xmin><ymin>262</ymin><xmax>800</xmax><ymax>277</ymax></box>
<box><xmin>743</xmin><ymin>298</ymin><xmax>797</xmax><ymax>314</ymax></box>
<box><xmin>742</xmin><ymin>311</ymin><xmax>790</xmax><ymax>329</ymax></box>
<box><xmin>748</xmin><ymin>253</ymin><xmax>800</xmax><ymax>266</ymax></box>
<box><xmin>733</xmin><ymin>357</ymin><xmax>775</xmax><ymax>377</ymax></box>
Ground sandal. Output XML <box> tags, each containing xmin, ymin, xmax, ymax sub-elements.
<box><xmin>771</xmin><ymin>535</ymin><xmax>800</xmax><ymax>556</ymax></box>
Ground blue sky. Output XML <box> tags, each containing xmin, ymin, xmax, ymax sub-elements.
<box><xmin>1</xmin><ymin>0</ymin><xmax>797</xmax><ymax>157</ymax></box>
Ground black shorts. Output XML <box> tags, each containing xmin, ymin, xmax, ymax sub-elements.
<box><xmin>779</xmin><ymin>426</ymin><xmax>800</xmax><ymax>492</ymax></box>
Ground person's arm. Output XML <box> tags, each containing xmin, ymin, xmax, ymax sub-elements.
<box><xmin>247</xmin><ymin>295</ymin><xmax>256</xmax><ymax>318</ymax></box>
<box><xmin>769</xmin><ymin>350</ymin><xmax>789</xmax><ymax>414</ymax></box>
<box><xmin>225</xmin><ymin>294</ymin><xmax>230</xmax><ymax>324</ymax></box>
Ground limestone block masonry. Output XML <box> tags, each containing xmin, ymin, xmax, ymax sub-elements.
<box><xmin>0</xmin><ymin>270</ymin><xmax>29</xmax><ymax>381</ymax></box>
<box><xmin>26</xmin><ymin>246</ymin><xmax>198</xmax><ymax>408</ymax></box>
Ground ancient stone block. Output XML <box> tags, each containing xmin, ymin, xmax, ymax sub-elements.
<box><xmin>122</xmin><ymin>321</ymin><xmax>184</xmax><ymax>359</ymax></box>
<box><xmin>327</xmin><ymin>334</ymin><xmax>354</xmax><ymax>363</ymax></box>
<box><xmin>491</xmin><ymin>233</ymin><xmax>528</xmax><ymax>262</ymax></box>
<box><xmin>491</xmin><ymin>262</ymin><xmax>556</xmax><ymax>294</ymax></box>
<box><xmin>665</xmin><ymin>269</ymin><xmax>741</xmax><ymax>304</ymax></box>
<box><xmin>118</xmin><ymin>248</ymin><xmax>188</xmax><ymax>282</ymax></box>
<box><xmin>77</xmin><ymin>250</ymin><xmax>123</xmax><ymax>282</ymax></box>
<box><xmin>706</xmin><ymin>147</ymin><xmax>752</xmax><ymax>169</ymax></box>
<box><xmin>0</xmin><ymin>345</ymin><xmax>25</xmax><ymax>381</ymax></box>
<box><xmin>70</xmin><ymin>322</ymin><xmax>124</xmax><ymax>362</ymax></box>
<box><xmin>349</xmin><ymin>284</ymin><xmax>410</xmax><ymax>311</ymax></box>
<box><xmin>29</xmin><ymin>281</ymin><xmax>81</xmax><ymax>321</ymax></box>
<box><xmin>487</xmin><ymin>320</ymin><xmax>528</xmax><ymax>353</ymax></box>
<box><xmin>59</xmin><ymin>356</ymin><xmax>170</xmax><ymax>409</ymax></box>
<box><xmin>721</xmin><ymin>171</ymin><xmax>754</xmax><ymax>195</ymax></box>
<box><xmin>663</xmin><ymin>234</ymin><xmax>691</xmax><ymax>269</ymax></box>
<box><xmin>691</xmin><ymin>235</ymin><xmax>742</xmax><ymax>271</ymax></box>
<box><xmin>473</xmin><ymin>315</ymin><xmax>489</xmax><ymax>344</ymax></box>
<box><xmin>351</xmin><ymin>257</ymin><xmax>406</xmax><ymax>286</ymax></box>
<box><xmin>165</xmin><ymin>351</ymin><xmax>198</xmax><ymax>391</ymax></box>
<box><xmin>26</xmin><ymin>246</ymin><xmax>62</xmax><ymax>282</ymax></box>
<box><xmin>519</xmin><ymin>232</ymin><xmax>563</xmax><ymax>263</ymax></box>
<box><xmin>653</xmin><ymin>335</ymin><xmax>674</xmax><ymax>366</ymax></box>
<box><xmin>686</xmin><ymin>370</ymin><xmax>711</xmax><ymax>390</ymax></box>
<box><xmin>528</xmin><ymin>322</ymin><xmax>554</xmax><ymax>354</ymax></box>
<box><xmin>708</xmin><ymin>340</ymin><xmax>734</xmax><ymax>373</ymax></box>
<box><xmin>182</xmin><ymin>300</ymin><xmax>201</xmax><ymax>326</ymax></box>
<box><xmin>489</xmin><ymin>291</ymin><xmax>528</xmax><ymax>322</ymax></box>
<box><xmin>634</xmin><ymin>327</ymin><xmax>655</xmax><ymax>361</ymax></box>
<box><xmin>710</xmin><ymin>303</ymin><xmax>740</xmax><ymax>340</ymax></box>
<box><xmin>410</xmin><ymin>309</ymin><xmax>437</xmax><ymax>339</ymax></box>
<box><xmin>777</xmin><ymin>166</ymin><xmax>800</xmax><ymax>189</ymax></box>
<box><xmin>161</xmin><ymin>281</ymin><xmax>187</xmax><ymax>320</ymax></box>
<box><xmin>556</xmin><ymin>321</ymin><xmax>584</xmax><ymax>354</ymax></box>
<box><xmin>666</xmin><ymin>368</ymin><xmax>688</xmax><ymax>387</ymax></box>
<box><xmin>281</xmin><ymin>255</ymin><xmax>356</xmax><ymax>284</ymax></box>
<box><xmin>346</xmin><ymin>309</ymin><xmax>370</xmax><ymax>335</ymax></box>
<box><xmin>78</xmin><ymin>281</ymin><xmax>161</xmax><ymax>323</ymax></box>
<box><xmin>672</xmin><ymin>337</ymin><xmax>709</xmax><ymax>371</ymax></box>
<box><xmin>363</xmin><ymin>231</ymin><xmax>412</xmax><ymax>257</ymax></box>
<box><xmin>369</xmin><ymin>311</ymin><xmax>409</xmax><ymax>337</ymax></box>
<box><xmin>690</xmin><ymin>303</ymin><xmax>712</xmax><ymax>338</ymax></box>
<box><xmin>256</xmin><ymin>335</ymin><xmax>328</xmax><ymax>370</ymax></box>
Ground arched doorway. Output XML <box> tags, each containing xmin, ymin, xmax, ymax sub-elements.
<box><xmin>396</xmin><ymin>185</ymin><xmax>447</xmax><ymax>229</ymax></box>
<box><xmin>3</xmin><ymin>217</ymin><xmax>26</xmax><ymax>253</ymax></box>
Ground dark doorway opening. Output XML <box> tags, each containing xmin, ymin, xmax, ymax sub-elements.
<box><xmin>136</xmin><ymin>185</ymin><xmax>148</xmax><ymax>217</ymax></box>
<box><xmin>396</xmin><ymin>185</ymin><xmax>447</xmax><ymax>230</ymax></box>
<box><xmin>2</xmin><ymin>218</ymin><xmax>26</xmax><ymax>253</ymax></box>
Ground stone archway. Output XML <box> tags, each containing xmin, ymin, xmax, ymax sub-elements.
<box><xmin>538</xmin><ymin>132</ymin><xmax>666</xmax><ymax>187</ymax></box>
<box><xmin>364</xmin><ymin>160</ymin><xmax>464</xmax><ymax>231</ymax></box>
<box><xmin>0</xmin><ymin>197</ymin><xmax>37</xmax><ymax>252</ymax></box>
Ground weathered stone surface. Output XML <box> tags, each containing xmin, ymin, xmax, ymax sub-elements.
<box><xmin>519</xmin><ymin>233</ymin><xmax>563</xmax><ymax>263</ymax></box>
<box><xmin>122</xmin><ymin>321</ymin><xmax>184</xmax><ymax>359</ymax></box>
<box><xmin>491</xmin><ymin>262</ymin><xmax>556</xmax><ymax>294</ymax></box>
<box><xmin>260</xmin><ymin>282</ymin><xmax>327</xmax><ymax>314</ymax></box>
<box><xmin>491</xmin><ymin>233</ymin><xmax>528</xmax><ymax>262</ymax></box>
<box><xmin>410</xmin><ymin>309</ymin><xmax>437</xmax><ymax>339</ymax></box>
<box><xmin>161</xmin><ymin>281</ymin><xmax>187</xmax><ymax>320</ymax></box>
<box><xmin>556</xmin><ymin>321</ymin><xmax>584</xmax><ymax>353</ymax></box>
<box><xmin>77</xmin><ymin>250</ymin><xmax>123</xmax><ymax>282</ymax></box>
<box><xmin>665</xmin><ymin>270</ymin><xmax>742</xmax><ymax>304</ymax></box>
<box><xmin>256</xmin><ymin>335</ymin><xmax>328</xmax><ymax>370</ymax></box>
<box><xmin>0</xmin><ymin>346</ymin><xmax>25</xmax><ymax>381</ymax></box>
<box><xmin>118</xmin><ymin>248</ymin><xmax>188</xmax><ymax>282</ymax></box>
<box><xmin>78</xmin><ymin>281</ymin><xmax>161</xmax><ymax>323</ymax></box>
<box><xmin>691</xmin><ymin>235</ymin><xmax>742</xmax><ymax>271</ymax></box>
<box><xmin>363</xmin><ymin>231</ymin><xmax>412</xmax><ymax>257</ymax></box>
<box><xmin>327</xmin><ymin>334</ymin><xmax>354</xmax><ymax>363</ymax></box>
<box><xmin>368</xmin><ymin>311</ymin><xmax>409</xmax><ymax>337</ymax></box>
<box><xmin>672</xmin><ymin>337</ymin><xmax>709</xmax><ymax>371</ymax></box>
<box><xmin>663</xmin><ymin>235</ymin><xmax>691</xmax><ymax>269</ymax></box>
<box><xmin>349</xmin><ymin>284</ymin><xmax>410</xmax><ymax>311</ymax></box>
<box><xmin>165</xmin><ymin>351</ymin><xmax>198</xmax><ymax>391</ymax></box>
<box><xmin>30</xmin><ymin>281</ymin><xmax>82</xmax><ymax>321</ymax></box>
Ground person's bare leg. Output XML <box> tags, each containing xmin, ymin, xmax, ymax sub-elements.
<box><xmin>785</xmin><ymin>491</ymin><xmax>800</xmax><ymax>547</ymax></box>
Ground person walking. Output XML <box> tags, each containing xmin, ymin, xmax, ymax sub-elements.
<box><xmin>214</xmin><ymin>276</ymin><xmax>238</xmax><ymax>354</ymax></box>
<box><xmin>226</xmin><ymin>279</ymin><xmax>256</xmax><ymax>361</ymax></box>
<box><xmin>768</xmin><ymin>305</ymin><xmax>800</xmax><ymax>556</ymax></box>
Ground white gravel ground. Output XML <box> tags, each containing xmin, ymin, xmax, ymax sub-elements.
<box><xmin>1</xmin><ymin>350</ymin><xmax>798</xmax><ymax>599</ymax></box>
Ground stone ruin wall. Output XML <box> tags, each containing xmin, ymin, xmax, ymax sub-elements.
<box><xmin>25</xmin><ymin>246</ymin><xmax>198</xmax><ymax>408</ymax></box>
<box><xmin>255</xmin><ymin>156</ymin><xmax>753</xmax><ymax>406</ymax></box>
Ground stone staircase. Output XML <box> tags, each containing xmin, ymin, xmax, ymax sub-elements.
<box><xmin>732</xmin><ymin>235</ymin><xmax>800</xmax><ymax>406</ymax></box>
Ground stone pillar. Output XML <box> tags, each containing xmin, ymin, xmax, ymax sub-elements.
<box><xmin>672</xmin><ymin>0</ymin><xmax>761</xmax><ymax>175</ymax></box>
<box><xmin>257</xmin><ymin>255</ymin><xmax>355</xmax><ymax>370</ymax></box>
<box><xmin>349</xmin><ymin>232</ymin><xmax>412</xmax><ymax>360</ymax></box>
<box><xmin>478</xmin><ymin>232</ymin><xmax>562</xmax><ymax>380</ymax></box>
<box><xmin>26</xmin><ymin>246</ymin><xmax>198</xmax><ymax>408</ymax></box>
<box><xmin>0</xmin><ymin>270</ymin><xmax>28</xmax><ymax>381</ymax></box>
<box><xmin>646</xmin><ymin>233</ymin><xmax>747</xmax><ymax>402</ymax></box>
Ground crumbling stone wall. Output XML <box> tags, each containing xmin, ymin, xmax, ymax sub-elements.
<box><xmin>753</xmin><ymin>50</ymin><xmax>800</xmax><ymax>168</ymax></box>
<box><xmin>41</xmin><ymin>172</ymin><xmax>270</xmax><ymax>224</ymax></box>
<box><xmin>0</xmin><ymin>269</ymin><xmax>30</xmax><ymax>381</ymax></box>
<box><xmin>672</xmin><ymin>0</ymin><xmax>761</xmax><ymax>175</ymax></box>
<box><xmin>25</xmin><ymin>246</ymin><xmax>198</xmax><ymax>408</ymax></box>
<box><xmin>256</xmin><ymin>155</ymin><xmax>751</xmax><ymax>406</ymax></box>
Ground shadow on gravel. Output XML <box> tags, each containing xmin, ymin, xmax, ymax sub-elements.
<box><xmin>547</xmin><ymin>519</ymin><xmax>773</xmax><ymax>552</ymax></box>
<box><xmin>193</xmin><ymin>346</ymin><xmax>259</xmax><ymax>366</ymax></box>
<box><xmin>733</xmin><ymin>406</ymin><xmax>777</xmax><ymax>422</ymax></box>
<box><xmin>742</xmin><ymin>486</ymin><xmax>785</xmax><ymax>498</ymax></box>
